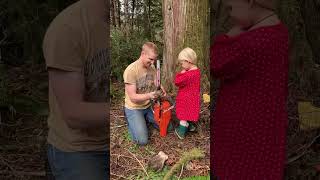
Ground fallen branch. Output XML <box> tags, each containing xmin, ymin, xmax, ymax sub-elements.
<box><xmin>126</xmin><ymin>149</ymin><xmax>149</xmax><ymax>178</ymax></box>
<box><xmin>110</xmin><ymin>153</ymin><xmax>135</xmax><ymax>160</ymax></box>
<box><xmin>178</xmin><ymin>163</ymin><xmax>185</xmax><ymax>180</ymax></box>
<box><xmin>287</xmin><ymin>133</ymin><xmax>320</xmax><ymax>164</ymax></box>
<box><xmin>111</xmin><ymin>124</ymin><xmax>127</xmax><ymax>129</ymax></box>
<box><xmin>163</xmin><ymin>148</ymin><xmax>205</xmax><ymax>180</ymax></box>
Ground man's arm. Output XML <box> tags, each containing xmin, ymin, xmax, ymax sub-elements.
<box><xmin>125</xmin><ymin>83</ymin><xmax>157</xmax><ymax>104</ymax></box>
<box><xmin>49</xmin><ymin>68</ymin><xmax>108</xmax><ymax>129</ymax></box>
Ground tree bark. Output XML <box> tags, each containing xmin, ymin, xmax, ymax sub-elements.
<box><xmin>162</xmin><ymin>0</ymin><xmax>210</xmax><ymax>92</ymax></box>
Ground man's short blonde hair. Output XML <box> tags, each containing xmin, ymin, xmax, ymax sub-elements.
<box><xmin>178</xmin><ymin>47</ymin><xmax>197</xmax><ymax>64</ymax></box>
<box><xmin>142</xmin><ymin>42</ymin><xmax>158</xmax><ymax>55</ymax></box>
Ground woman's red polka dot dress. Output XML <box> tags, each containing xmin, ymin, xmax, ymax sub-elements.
<box><xmin>210</xmin><ymin>23</ymin><xmax>289</xmax><ymax>180</ymax></box>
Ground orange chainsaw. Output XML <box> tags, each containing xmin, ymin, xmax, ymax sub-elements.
<box><xmin>153</xmin><ymin>59</ymin><xmax>174</xmax><ymax>137</ymax></box>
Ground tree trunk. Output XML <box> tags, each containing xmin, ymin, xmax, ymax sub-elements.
<box><xmin>124</xmin><ymin>0</ymin><xmax>130</xmax><ymax>36</ymax></box>
<box><xmin>117</xmin><ymin>0</ymin><xmax>121</xmax><ymax>28</ymax></box>
<box><xmin>131</xmin><ymin>0</ymin><xmax>136</xmax><ymax>31</ymax></box>
<box><xmin>277</xmin><ymin>0</ymin><xmax>320</xmax><ymax>103</ymax></box>
<box><xmin>162</xmin><ymin>0</ymin><xmax>210</xmax><ymax>92</ymax></box>
<box><xmin>143</xmin><ymin>0</ymin><xmax>151</xmax><ymax>38</ymax></box>
<box><xmin>148</xmin><ymin>0</ymin><xmax>152</xmax><ymax>38</ymax></box>
<box><xmin>110</xmin><ymin>0</ymin><xmax>116</xmax><ymax>27</ymax></box>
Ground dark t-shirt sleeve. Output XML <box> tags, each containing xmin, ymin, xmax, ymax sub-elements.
<box><xmin>43</xmin><ymin>24</ymin><xmax>84</xmax><ymax>72</ymax></box>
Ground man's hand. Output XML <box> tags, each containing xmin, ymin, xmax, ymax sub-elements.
<box><xmin>126</xmin><ymin>83</ymin><xmax>158</xmax><ymax>103</ymax></box>
<box><xmin>148</xmin><ymin>91</ymin><xmax>159</xmax><ymax>100</ymax></box>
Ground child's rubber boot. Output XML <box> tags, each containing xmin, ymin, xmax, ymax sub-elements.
<box><xmin>188</xmin><ymin>122</ymin><xmax>196</xmax><ymax>132</ymax></box>
<box><xmin>175</xmin><ymin>125</ymin><xmax>188</xmax><ymax>139</ymax></box>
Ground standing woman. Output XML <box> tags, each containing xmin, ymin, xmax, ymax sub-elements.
<box><xmin>210</xmin><ymin>0</ymin><xmax>289</xmax><ymax>179</ymax></box>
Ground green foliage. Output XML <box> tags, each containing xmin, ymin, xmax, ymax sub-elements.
<box><xmin>0</xmin><ymin>0</ymin><xmax>77</xmax><ymax>64</ymax></box>
<box><xmin>111</xmin><ymin>28</ymin><xmax>147</xmax><ymax>81</ymax></box>
<box><xmin>110</xmin><ymin>82</ymin><xmax>124</xmax><ymax>100</ymax></box>
<box><xmin>0</xmin><ymin>1</ymin><xmax>75</xmax><ymax>116</ymax></box>
<box><xmin>111</xmin><ymin>0</ymin><xmax>163</xmax><ymax>82</ymax></box>
<box><xmin>111</xmin><ymin>28</ymin><xmax>163</xmax><ymax>82</ymax></box>
<box><xmin>124</xmin><ymin>129</ymin><xmax>132</xmax><ymax>142</ymax></box>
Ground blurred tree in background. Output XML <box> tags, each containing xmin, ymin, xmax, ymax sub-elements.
<box><xmin>110</xmin><ymin>0</ymin><xmax>163</xmax><ymax>82</ymax></box>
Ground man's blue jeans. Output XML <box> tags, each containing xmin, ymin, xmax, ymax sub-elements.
<box><xmin>124</xmin><ymin>106</ymin><xmax>159</xmax><ymax>145</ymax></box>
<box><xmin>47</xmin><ymin>144</ymin><xmax>108</xmax><ymax>180</ymax></box>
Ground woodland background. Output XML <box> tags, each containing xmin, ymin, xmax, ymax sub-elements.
<box><xmin>0</xmin><ymin>0</ymin><xmax>319</xmax><ymax>179</ymax></box>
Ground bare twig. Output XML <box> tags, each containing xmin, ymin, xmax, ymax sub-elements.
<box><xmin>111</xmin><ymin>124</ymin><xmax>126</xmax><ymax>129</ymax></box>
<box><xmin>0</xmin><ymin>156</ymin><xmax>15</xmax><ymax>173</ymax></box>
<box><xmin>287</xmin><ymin>133</ymin><xmax>320</xmax><ymax>164</ymax></box>
<box><xmin>110</xmin><ymin>153</ymin><xmax>135</xmax><ymax>160</ymax></box>
<box><xmin>178</xmin><ymin>163</ymin><xmax>185</xmax><ymax>180</ymax></box>
<box><xmin>126</xmin><ymin>149</ymin><xmax>149</xmax><ymax>178</ymax></box>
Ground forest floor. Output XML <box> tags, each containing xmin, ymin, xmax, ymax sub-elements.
<box><xmin>110</xmin><ymin>83</ymin><xmax>211</xmax><ymax>179</ymax></box>
<box><xmin>0</xmin><ymin>66</ymin><xmax>319</xmax><ymax>179</ymax></box>
<box><xmin>0</xmin><ymin>64</ymin><xmax>48</xmax><ymax>180</ymax></box>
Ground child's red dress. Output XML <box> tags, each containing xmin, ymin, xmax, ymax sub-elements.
<box><xmin>210</xmin><ymin>23</ymin><xmax>289</xmax><ymax>180</ymax></box>
<box><xmin>174</xmin><ymin>69</ymin><xmax>201</xmax><ymax>121</ymax></box>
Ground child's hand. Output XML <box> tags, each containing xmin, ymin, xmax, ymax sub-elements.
<box><xmin>181</xmin><ymin>70</ymin><xmax>186</xmax><ymax>73</ymax></box>
<box><xmin>160</xmin><ymin>86</ymin><xmax>167</xmax><ymax>97</ymax></box>
<box><xmin>226</xmin><ymin>25</ymin><xmax>244</xmax><ymax>37</ymax></box>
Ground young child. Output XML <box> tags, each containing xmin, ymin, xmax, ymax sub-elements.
<box><xmin>174</xmin><ymin>47</ymin><xmax>201</xmax><ymax>139</ymax></box>
<box><xmin>210</xmin><ymin>0</ymin><xmax>289</xmax><ymax>179</ymax></box>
